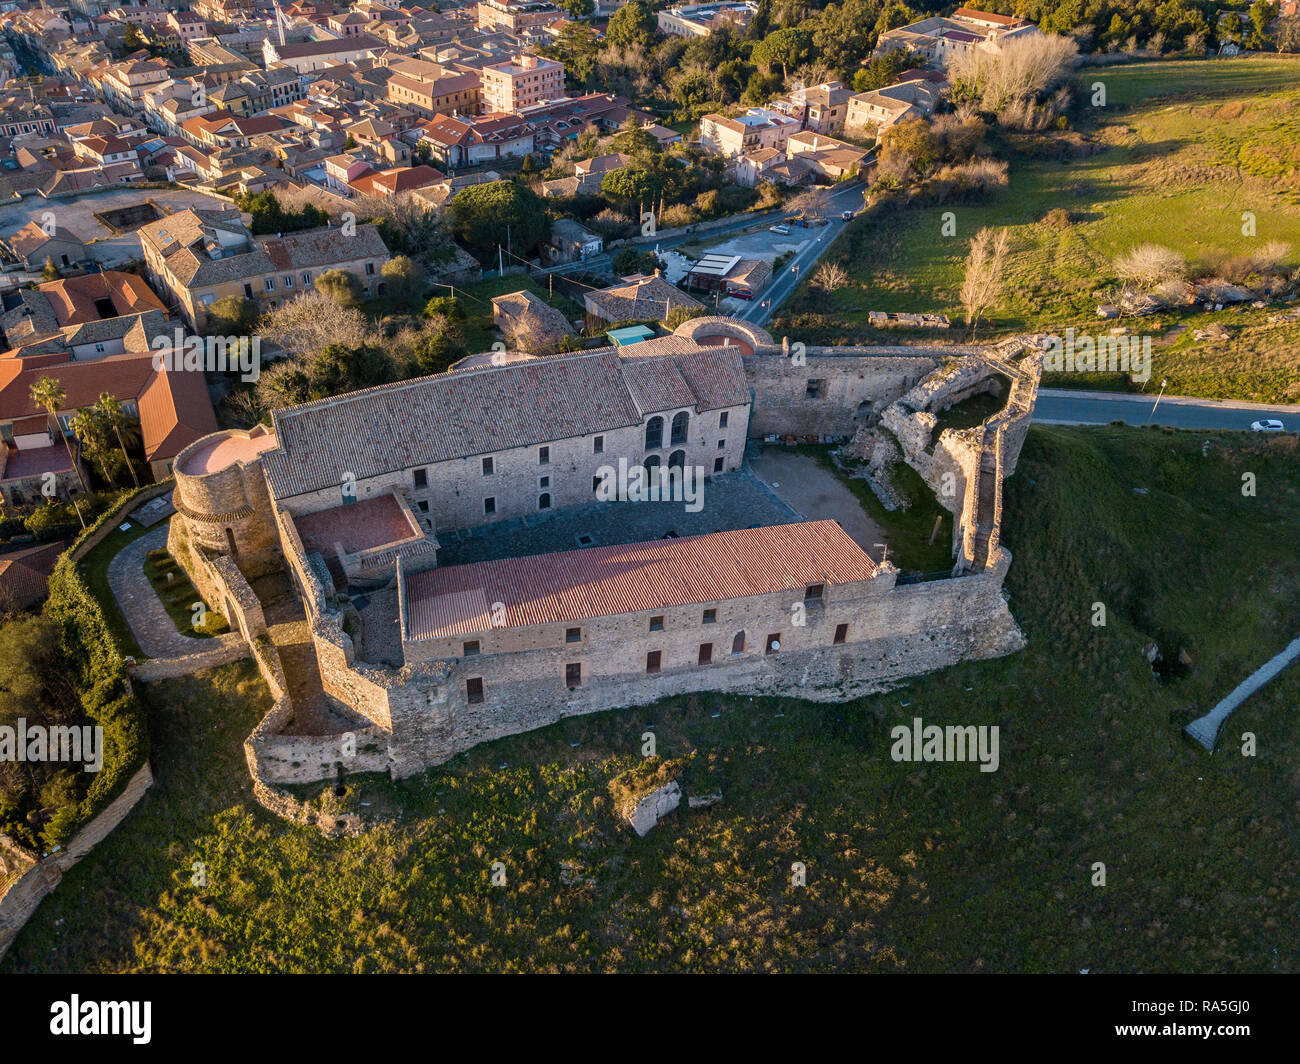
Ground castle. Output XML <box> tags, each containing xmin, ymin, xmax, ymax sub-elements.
<box><xmin>165</xmin><ymin>316</ymin><xmax>1042</xmax><ymax>794</ymax></box>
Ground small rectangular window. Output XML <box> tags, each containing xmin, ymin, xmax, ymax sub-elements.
<box><xmin>805</xmin><ymin>584</ymin><xmax>824</xmax><ymax>603</ymax></box>
<box><xmin>806</xmin><ymin>379</ymin><xmax>824</xmax><ymax>399</ymax></box>
<box><xmin>717</xmin><ymin>439</ymin><xmax>726</xmax><ymax>449</ymax></box>
<box><xmin>365</xmin><ymin>261</ymin><xmax>375</xmax><ymax>274</ymax></box>
<box><xmin>714</xmin><ymin>457</ymin><xmax>724</xmax><ymax>473</ymax></box>
<box><xmin>283</xmin><ymin>275</ymin><xmax>293</xmax><ymax>287</ymax></box>
<box><xmin>539</xmin><ymin>475</ymin><xmax>550</xmax><ymax>489</ymax></box>
<box><xmin>482</xmin><ymin>456</ymin><xmax>494</xmax><ymax>475</ymax></box>
<box><xmin>538</xmin><ymin>446</ymin><xmax>550</xmax><ymax>465</ymax></box>
<box><xmin>698</xmin><ymin>643</ymin><xmax>712</xmax><ymax>665</ymax></box>
<box><xmin>484</xmin><ymin>496</ymin><xmax>496</xmax><ymax>514</ymax></box>
<box><xmin>463</xmin><ymin>640</ymin><xmax>480</xmax><ymax>656</ymax></box>
<box><xmin>466</xmin><ymin>677</ymin><xmax>484</xmax><ymax>704</ymax></box>
<box><xmin>646</xmin><ymin>650</ymin><xmax>661</xmax><ymax>674</ymax></box>
<box><xmin>413</xmin><ymin>467</ymin><xmax>427</xmax><ymax>488</ymax></box>
<box><xmin>834</xmin><ymin>623</ymin><xmax>848</xmax><ymax>645</ymax></box>
<box><xmin>565</xmin><ymin>627</ymin><xmax>581</xmax><ymax>643</ymax></box>
<box><xmin>302</xmin><ymin>271</ymin><xmax>312</xmax><ymax>285</ymax></box>
<box><xmin>719</xmin><ymin>411</ymin><xmax>729</xmax><ymax>429</ymax></box>
<box><xmin>649</xmin><ymin>615</ymin><xmax>664</xmax><ymax>632</ymax></box>
<box><xmin>593</xmin><ymin>435</ymin><xmax>604</xmax><ymax>453</ymax></box>
<box><xmin>417</xmin><ymin>500</ymin><xmax>429</xmax><ymax>513</ymax></box>
<box><xmin>766</xmin><ymin>633</ymin><xmax>781</xmax><ymax>655</ymax></box>
<box><xmin>702</xmin><ymin>608</ymin><xmax>716</xmax><ymax>624</ymax></box>
<box><xmin>264</xmin><ymin>277</ymin><xmax>275</xmax><ymax>291</ymax></box>
<box><xmin>565</xmin><ymin>661</ymin><xmax>581</xmax><ymax>687</ymax></box>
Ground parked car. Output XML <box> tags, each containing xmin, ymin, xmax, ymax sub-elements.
<box><xmin>841</xmin><ymin>210</ymin><xmax>854</xmax><ymax>221</ymax></box>
<box><xmin>1250</xmin><ymin>419</ymin><xmax>1285</xmax><ymax>432</ymax></box>
<box><xmin>727</xmin><ymin>288</ymin><xmax>754</xmax><ymax>301</ymax></box>
<box><xmin>769</xmin><ymin>225</ymin><xmax>790</xmax><ymax>235</ymax></box>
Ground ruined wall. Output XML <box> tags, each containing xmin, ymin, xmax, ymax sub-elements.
<box><xmin>0</xmin><ymin>764</ymin><xmax>153</xmax><ymax>962</ymax></box>
<box><xmin>744</xmin><ymin>351</ymin><xmax>944</xmax><ymax>438</ymax></box>
<box><xmin>169</xmin><ymin>518</ymin><xmax>268</xmax><ymax>644</ymax></box>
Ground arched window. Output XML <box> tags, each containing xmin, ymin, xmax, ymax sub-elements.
<box><xmin>538</xmin><ymin>492</ymin><xmax>551</xmax><ymax>510</ymax></box>
<box><xmin>670</xmin><ymin>410</ymin><xmax>689</xmax><ymax>445</ymax></box>
<box><xmin>731</xmin><ymin>631</ymin><xmax>745</xmax><ymax>655</ymax></box>
<box><xmin>645</xmin><ymin>415</ymin><xmax>663</xmax><ymax>450</ymax></box>
<box><xmin>643</xmin><ymin>454</ymin><xmax>661</xmax><ymax>472</ymax></box>
<box><xmin>668</xmin><ymin>449</ymin><xmax>686</xmax><ymax>469</ymax></box>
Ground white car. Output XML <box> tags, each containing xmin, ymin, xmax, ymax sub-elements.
<box><xmin>769</xmin><ymin>225</ymin><xmax>790</xmax><ymax>235</ymax></box>
<box><xmin>1250</xmin><ymin>419</ymin><xmax>1285</xmax><ymax>432</ymax></box>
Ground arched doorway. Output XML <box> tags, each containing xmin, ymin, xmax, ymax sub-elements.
<box><xmin>731</xmin><ymin>631</ymin><xmax>745</xmax><ymax>655</ymax></box>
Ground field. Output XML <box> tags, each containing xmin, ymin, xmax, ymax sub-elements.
<box><xmin>776</xmin><ymin>56</ymin><xmax>1300</xmax><ymax>403</ymax></box>
<box><xmin>5</xmin><ymin>425</ymin><xmax>1298</xmax><ymax>974</ymax></box>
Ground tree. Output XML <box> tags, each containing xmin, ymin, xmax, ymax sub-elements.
<box><xmin>41</xmin><ymin>256</ymin><xmax>59</xmax><ymax>281</ymax></box>
<box><xmin>959</xmin><ymin>227</ymin><xmax>1011</xmax><ymax>337</ymax></box>
<box><xmin>611</xmin><ymin>247</ymin><xmax>664</xmax><ymax>276</ymax></box>
<box><xmin>448</xmin><ymin>180</ymin><xmax>551</xmax><ymax>262</ymax></box>
<box><xmin>879</xmin><ymin>117</ymin><xmax>940</xmax><ymax>176</ymax></box>
<box><xmin>1113</xmin><ymin>244</ymin><xmax>1186</xmax><ymax>289</ymax></box>
<box><xmin>947</xmin><ymin>32</ymin><xmax>1078</xmax><ymax>116</ymax></box>
<box><xmin>29</xmin><ymin>377</ymin><xmax>88</xmax><ymax>498</ymax></box>
<box><xmin>853</xmin><ymin>49</ymin><xmax>909</xmax><ymax>92</ymax></box>
<box><xmin>259</xmin><ymin>288</ymin><xmax>370</xmax><ymax>355</ymax></box>
<box><xmin>814</xmin><ymin>261</ymin><xmax>850</xmax><ymax>291</ymax></box>
<box><xmin>94</xmin><ymin>393</ymin><xmax>140</xmax><ymax>489</ymax></box>
<box><xmin>69</xmin><ymin>408</ymin><xmax>114</xmax><ymax>485</ymax></box>
<box><xmin>601</xmin><ymin>165</ymin><xmax>662</xmax><ymax>213</ymax></box>
<box><xmin>381</xmin><ymin>255</ymin><xmax>424</xmax><ymax>303</ymax></box>
<box><xmin>751</xmin><ymin>27</ymin><xmax>813</xmax><ymax>78</ymax></box>
<box><xmin>315</xmin><ymin>268</ymin><xmax>365</xmax><ymax>308</ymax></box>
<box><xmin>550</xmin><ymin>21</ymin><xmax>599</xmax><ymax>85</ymax></box>
<box><xmin>205</xmin><ymin>295</ymin><xmax>258</xmax><ymax>335</ymax></box>
<box><xmin>605</xmin><ymin>0</ymin><xmax>656</xmax><ymax>50</ymax></box>
<box><xmin>308</xmin><ymin>343</ymin><xmax>396</xmax><ymax>400</ymax></box>
<box><xmin>122</xmin><ymin>22</ymin><xmax>147</xmax><ymax>52</ymax></box>
<box><xmin>787</xmin><ymin>185</ymin><xmax>834</xmax><ymax>222</ymax></box>
<box><xmin>1247</xmin><ymin>0</ymin><xmax>1278</xmax><ymax>48</ymax></box>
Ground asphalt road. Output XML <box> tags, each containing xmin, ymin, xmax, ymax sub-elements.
<box><xmin>541</xmin><ymin>180</ymin><xmax>868</xmax><ymax>282</ymax></box>
<box><xmin>1034</xmin><ymin>389</ymin><xmax>1300</xmax><ymax>432</ymax></box>
<box><xmin>740</xmin><ymin>182</ymin><xmax>869</xmax><ymax>325</ymax></box>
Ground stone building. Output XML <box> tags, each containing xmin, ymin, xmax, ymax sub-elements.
<box><xmin>168</xmin><ymin>316</ymin><xmax>1042</xmax><ymax>787</ymax></box>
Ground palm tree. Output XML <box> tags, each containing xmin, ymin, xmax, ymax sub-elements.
<box><xmin>94</xmin><ymin>393</ymin><xmax>140</xmax><ymax>488</ymax></box>
<box><xmin>70</xmin><ymin>408</ymin><xmax>113</xmax><ymax>485</ymax></box>
<box><xmin>29</xmin><ymin>376</ymin><xmax>89</xmax><ymax>496</ymax></box>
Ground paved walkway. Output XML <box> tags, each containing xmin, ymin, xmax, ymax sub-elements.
<box><xmin>1185</xmin><ymin>636</ymin><xmax>1300</xmax><ymax>751</ymax></box>
<box><xmin>106</xmin><ymin>523</ymin><xmax>242</xmax><ymax>661</ymax></box>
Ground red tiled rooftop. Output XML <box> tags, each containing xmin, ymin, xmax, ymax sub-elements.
<box><xmin>2</xmin><ymin>443</ymin><xmax>74</xmax><ymax>481</ymax></box>
<box><xmin>294</xmin><ymin>493</ymin><xmax>422</xmax><ymax>556</ymax></box>
<box><xmin>404</xmin><ymin>520</ymin><xmax>877</xmax><ymax>641</ymax></box>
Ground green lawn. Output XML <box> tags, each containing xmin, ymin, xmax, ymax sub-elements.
<box><xmin>6</xmin><ymin>425</ymin><xmax>1298</xmax><ymax>973</ymax></box>
<box><xmin>76</xmin><ymin>517</ymin><xmax>155</xmax><ymax>660</ymax></box>
<box><xmin>776</xmin><ymin>56</ymin><xmax>1300</xmax><ymax>403</ymax></box>
<box><xmin>143</xmin><ymin>550</ymin><xmax>227</xmax><ymax>639</ymax></box>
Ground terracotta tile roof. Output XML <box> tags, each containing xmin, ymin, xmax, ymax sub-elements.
<box><xmin>404</xmin><ymin>521</ymin><xmax>877</xmax><ymax>640</ymax></box>
<box><xmin>263</xmin><ymin>344</ymin><xmax>750</xmax><ymax>500</ymax></box>
<box><xmin>1</xmin><ymin>442</ymin><xmax>74</xmax><ymax>480</ymax></box>
<box><xmin>6</xmin><ymin>220</ymin><xmax>85</xmax><ymax>257</ymax></box>
<box><xmin>294</xmin><ymin>492</ymin><xmax>421</xmax><ymax>555</ymax></box>
<box><xmin>0</xmin><ymin>540</ymin><xmax>65</xmax><ymax>607</ymax></box>
<box><xmin>137</xmin><ymin>367</ymin><xmax>219</xmax><ymax>463</ymax></box>
<box><xmin>38</xmin><ymin>271</ymin><xmax>165</xmax><ymax>326</ymax></box>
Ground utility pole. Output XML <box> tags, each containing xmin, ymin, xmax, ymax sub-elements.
<box><xmin>498</xmin><ymin>243</ymin><xmax>503</xmax><ymax>276</ymax></box>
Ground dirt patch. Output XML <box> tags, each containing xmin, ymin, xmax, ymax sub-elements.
<box><xmin>748</xmin><ymin>449</ymin><xmax>889</xmax><ymax>562</ymax></box>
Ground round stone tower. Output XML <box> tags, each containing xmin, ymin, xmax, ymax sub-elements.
<box><xmin>170</xmin><ymin>426</ymin><xmax>282</xmax><ymax>574</ymax></box>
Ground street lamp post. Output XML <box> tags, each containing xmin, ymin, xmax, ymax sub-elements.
<box><xmin>1146</xmin><ymin>378</ymin><xmax>1169</xmax><ymax>425</ymax></box>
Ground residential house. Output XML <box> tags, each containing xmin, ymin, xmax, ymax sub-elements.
<box><xmin>137</xmin><ymin>208</ymin><xmax>391</xmax><ymax>328</ymax></box>
<box><xmin>548</xmin><ymin>218</ymin><xmax>603</xmax><ymax>264</ymax></box>
<box><xmin>490</xmin><ymin>289</ymin><xmax>574</xmax><ymax>351</ymax></box>
<box><xmin>417</xmin><ymin>112</ymin><xmax>533</xmax><ymax>168</ymax></box>
<box><xmin>582</xmin><ymin>273</ymin><xmax>703</xmax><ymax>324</ymax></box>
<box><xmin>699</xmin><ymin>108</ymin><xmax>800</xmax><ymax>158</ymax></box>
<box><xmin>2</xmin><ymin>223</ymin><xmax>87</xmax><ymax>272</ymax></box>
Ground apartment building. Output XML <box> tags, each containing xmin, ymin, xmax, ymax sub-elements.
<box><xmin>479</xmin><ymin>54</ymin><xmax>564</xmax><ymax>114</ymax></box>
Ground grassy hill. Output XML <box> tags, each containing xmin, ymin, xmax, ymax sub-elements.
<box><xmin>775</xmin><ymin>56</ymin><xmax>1300</xmax><ymax>403</ymax></box>
<box><xmin>5</xmin><ymin>425</ymin><xmax>1299</xmax><ymax>973</ymax></box>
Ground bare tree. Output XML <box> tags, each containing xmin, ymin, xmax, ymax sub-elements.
<box><xmin>814</xmin><ymin>261</ymin><xmax>849</xmax><ymax>291</ymax></box>
<box><xmin>947</xmin><ymin>33</ymin><xmax>1078</xmax><ymax>118</ymax></box>
<box><xmin>959</xmin><ymin>226</ymin><xmax>1011</xmax><ymax>337</ymax></box>
<box><xmin>1113</xmin><ymin>244</ymin><xmax>1186</xmax><ymax>290</ymax></box>
<box><xmin>259</xmin><ymin>288</ymin><xmax>371</xmax><ymax>356</ymax></box>
<box><xmin>787</xmin><ymin>185</ymin><xmax>833</xmax><ymax>222</ymax></box>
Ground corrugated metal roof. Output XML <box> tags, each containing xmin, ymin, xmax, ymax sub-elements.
<box><xmin>404</xmin><ymin>520</ymin><xmax>876</xmax><ymax>641</ymax></box>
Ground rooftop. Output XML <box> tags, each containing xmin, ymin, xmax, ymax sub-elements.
<box><xmin>405</xmin><ymin>519</ymin><xmax>877</xmax><ymax>641</ymax></box>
